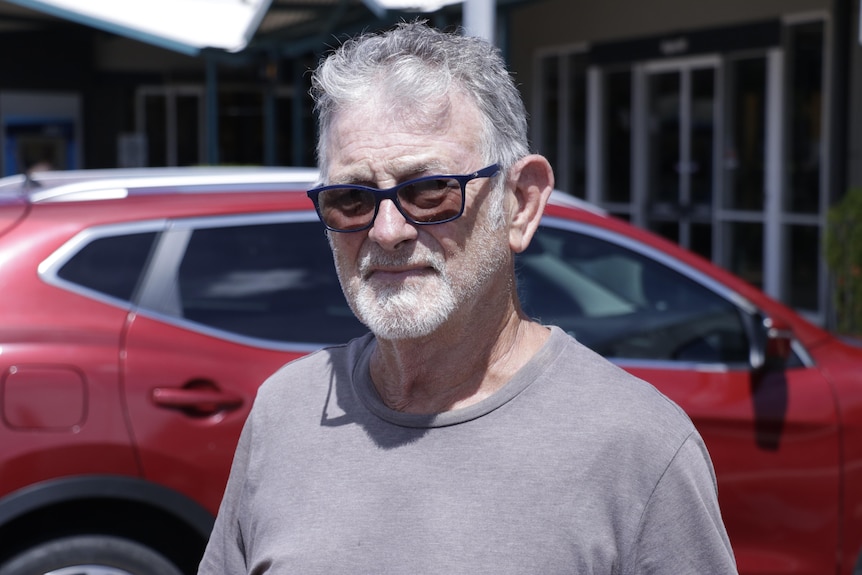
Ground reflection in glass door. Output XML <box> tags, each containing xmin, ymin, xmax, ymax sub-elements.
<box><xmin>644</xmin><ymin>60</ymin><xmax>718</xmax><ymax>260</ymax></box>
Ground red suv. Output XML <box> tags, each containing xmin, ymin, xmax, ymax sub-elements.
<box><xmin>0</xmin><ymin>167</ymin><xmax>860</xmax><ymax>575</ymax></box>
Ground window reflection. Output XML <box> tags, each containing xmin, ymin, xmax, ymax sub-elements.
<box><xmin>177</xmin><ymin>222</ymin><xmax>366</xmax><ymax>344</ymax></box>
<box><xmin>518</xmin><ymin>226</ymin><xmax>748</xmax><ymax>364</ymax></box>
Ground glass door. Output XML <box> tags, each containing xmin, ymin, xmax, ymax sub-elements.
<box><xmin>643</xmin><ymin>59</ymin><xmax>719</xmax><ymax>260</ymax></box>
<box><xmin>136</xmin><ymin>86</ymin><xmax>205</xmax><ymax>167</ymax></box>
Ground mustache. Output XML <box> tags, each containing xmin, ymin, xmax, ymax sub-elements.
<box><xmin>357</xmin><ymin>245</ymin><xmax>445</xmax><ymax>277</ymax></box>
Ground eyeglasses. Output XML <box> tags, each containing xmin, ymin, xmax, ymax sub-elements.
<box><xmin>306</xmin><ymin>164</ymin><xmax>500</xmax><ymax>233</ymax></box>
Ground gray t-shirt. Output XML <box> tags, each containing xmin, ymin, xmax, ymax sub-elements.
<box><xmin>199</xmin><ymin>326</ymin><xmax>737</xmax><ymax>574</ymax></box>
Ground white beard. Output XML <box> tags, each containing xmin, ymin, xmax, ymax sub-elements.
<box><xmin>347</xmin><ymin>247</ymin><xmax>457</xmax><ymax>340</ymax></box>
<box><xmin>334</xmin><ymin>222</ymin><xmax>508</xmax><ymax>339</ymax></box>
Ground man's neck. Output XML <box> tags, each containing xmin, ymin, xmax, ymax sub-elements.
<box><xmin>369</xmin><ymin>313</ymin><xmax>550</xmax><ymax>414</ymax></box>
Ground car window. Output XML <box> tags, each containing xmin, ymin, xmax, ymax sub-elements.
<box><xmin>176</xmin><ymin>221</ymin><xmax>367</xmax><ymax>345</ymax></box>
<box><xmin>518</xmin><ymin>225</ymin><xmax>750</xmax><ymax>364</ymax></box>
<box><xmin>57</xmin><ymin>232</ymin><xmax>158</xmax><ymax>301</ymax></box>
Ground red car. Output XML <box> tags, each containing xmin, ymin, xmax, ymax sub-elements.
<box><xmin>0</xmin><ymin>167</ymin><xmax>859</xmax><ymax>575</ymax></box>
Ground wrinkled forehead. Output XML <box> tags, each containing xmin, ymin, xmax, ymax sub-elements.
<box><xmin>343</xmin><ymin>87</ymin><xmax>448</xmax><ymax>127</ymax></box>
<box><xmin>325</xmin><ymin>87</ymin><xmax>484</xmax><ymax>155</ymax></box>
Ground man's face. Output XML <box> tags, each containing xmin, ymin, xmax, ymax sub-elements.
<box><xmin>324</xmin><ymin>92</ymin><xmax>512</xmax><ymax>340</ymax></box>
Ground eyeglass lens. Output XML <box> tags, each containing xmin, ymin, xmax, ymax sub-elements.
<box><xmin>317</xmin><ymin>177</ymin><xmax>463</xmax><ymax>231</ymax></box>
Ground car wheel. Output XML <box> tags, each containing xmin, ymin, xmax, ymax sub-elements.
<box><xmin>0</xmin><ymin>535</ymin><xmax>183</xmax><ymax>575</ymax></box>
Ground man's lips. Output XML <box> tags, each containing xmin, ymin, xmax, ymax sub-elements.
<box><xmin>364</xmin><ymin>265</ymin><xmax>435</xmax><ymax>281</ymax></box>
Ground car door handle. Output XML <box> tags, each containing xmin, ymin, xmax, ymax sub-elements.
<box><xmin>151</xmin><ymin>386</ymin><xmax>244</xmax><ymax>414</ymax></box>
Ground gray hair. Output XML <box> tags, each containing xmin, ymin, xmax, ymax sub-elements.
<box><xmin>310</xmin><ymin>21</ymin><xmax>530</xmax><ymax>178</ymax></box>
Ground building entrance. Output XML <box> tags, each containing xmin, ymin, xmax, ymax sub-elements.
<box><xmin>534</xmin><ymin>16</ymin><xmax>827</xmax><ymax>321</ymax></box>
<box><xmin>641</xmin><ymin>58</ymin><xmax>719</xmax><ymax>260</ymax></box>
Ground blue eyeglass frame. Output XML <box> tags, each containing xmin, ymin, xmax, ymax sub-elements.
<box><xmin>306</xmin><ymin>163</ymin><xmax>501</xmax><ymax>233</ymax></box>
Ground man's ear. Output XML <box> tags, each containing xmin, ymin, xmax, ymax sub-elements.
<box><xmin>507</xmin><ymin>154</ymin><xmax>554</xmax><ymax>253</ymax></box>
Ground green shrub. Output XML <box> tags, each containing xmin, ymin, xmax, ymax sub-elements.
<box><xmin>825</xmin><ymin>188</ymin><xmax>862</xmax><ymax>335</ymax></box>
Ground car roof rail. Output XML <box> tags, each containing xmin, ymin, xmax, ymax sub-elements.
<box><xmin>0</xmin><ymin>166</ymin><xmax>321</xmax><ymax>204</ymax></box>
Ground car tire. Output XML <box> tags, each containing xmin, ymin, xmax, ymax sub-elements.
<box><xmin>0</xmin><ymin>535</ymin><xmax>183</xmax><ymax>575</ymax></box>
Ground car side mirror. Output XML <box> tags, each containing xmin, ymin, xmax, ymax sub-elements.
<box><xmin>749</xmin><ymin>313</ymin><xmax>794</xmax><ymax>372</ymax></box>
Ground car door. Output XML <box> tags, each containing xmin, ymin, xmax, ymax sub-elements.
<box><xmin>2</xmin><ymin>225</ymin><xmax>155</xmax><ymax>494</ymax></box>
<box><xmin>519</xmin><ymin>217</ymin><xmax>841</xmax><ymax>575</ymax></box>
<box><xmin>121</xmin><ymin>212</ymin><xmax>366</xmax><ymax>515</ymax></box>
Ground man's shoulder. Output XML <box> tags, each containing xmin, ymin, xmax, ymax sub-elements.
<box><xmin>257</xmin><ymin>332</ymin><xmax>373</xmax><ymax>400</ymax></box>
<box><xmin>543</xmin><ymin>327</ymin><xmax>697</xmax><ymax>438</ymax></box>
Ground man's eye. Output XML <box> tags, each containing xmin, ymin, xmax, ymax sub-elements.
<box><xmin>330</xmin><ymin>189</ymin><xmax>372</xmax><ymax>214</ymax></box>
<box><xmin>401</xmin><ymin>179</ymin><xmax>458</xmax><ymax>208</ymax></box>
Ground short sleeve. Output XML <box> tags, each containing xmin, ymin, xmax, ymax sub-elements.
<box><xmin>629</xmin><ymin>433</ymin><xmax>738</xmax><ymax>574</ymax></box>
<box><xmin>197</xmin><ymin>412</ymin><xmax>254</xmax><ymax>575</ymax></box>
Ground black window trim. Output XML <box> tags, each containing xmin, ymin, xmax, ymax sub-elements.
<box><xmin>39</xmin><ymin>219</ymin><xmax>168</xmax><ymax>311</ymax></box>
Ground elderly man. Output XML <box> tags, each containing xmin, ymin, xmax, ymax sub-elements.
<box><xmin>198</xmin><ymin>21</ymin><xmax>737</xmax><ymax>574</ymax></box>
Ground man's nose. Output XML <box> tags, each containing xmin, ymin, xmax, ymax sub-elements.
<box><xmin>367</xmin><ymin>199</ymin><xmax>418</xmax><ymax>249</ymax></box>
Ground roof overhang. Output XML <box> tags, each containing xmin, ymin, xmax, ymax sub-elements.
<box><xmin>362</xmin><ymin>0</ymin><xmax>460</xmax><ymax>18</ymax></box>
<box><xmin>3</xmin><ymin>0</ymin><xmax>274</xmax><ymax>55</ymax></box>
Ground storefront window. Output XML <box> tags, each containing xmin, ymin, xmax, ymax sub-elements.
<box><xmin>647</xmin><ymin>71</ymin><xmax>681</xmax><ymax>205</ymax></box>
<box><xmin>724</xmin><ymin>221</ymin><xmax>764</xmax><ymax>290</ymax></box>
<box><xmin>690</xmin><ymin>67</ymin><xmax>716</xmax><ymax>208</ymax></box>
<box><xmin>724</xmin><ymin>56</ymin><xmax>766</xmax><ymax>211</ymax></box>
<box><xmin>143</xmin><ymin>94</ymin><xmax>167</xmax><ymax>167</ymax></box>
<box><xmin>537</xmin><ymin>52</ymin><xmax>587</xmax><ymax>198</ymax></box>
<box><xmin>538</xmin><ymin>54</ymin><xmax>560</xmax><ymax>177</ymax></box>
<box><xmin>603</xmin><ymin>69</ymin><xmax>632</xmax><ymax>204</ymax></box>
<box><xmin>176</xmin><ymin>95</ymin><xmax>201</xmax><ymax>167</ymax></box>
<box><xmin>785</xmin><ymin>224</ymin><xmax>820</xmax><ymax>309</ymax></box>
<box><xmin>567</xmin><ymin>53</ymin><xmax>588</xmax><ymax>198</ymax></box>
<box><xmin>785</xmin><ymin>21</ymin><xmax>824</xmax><ymax>214</ymax></box>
